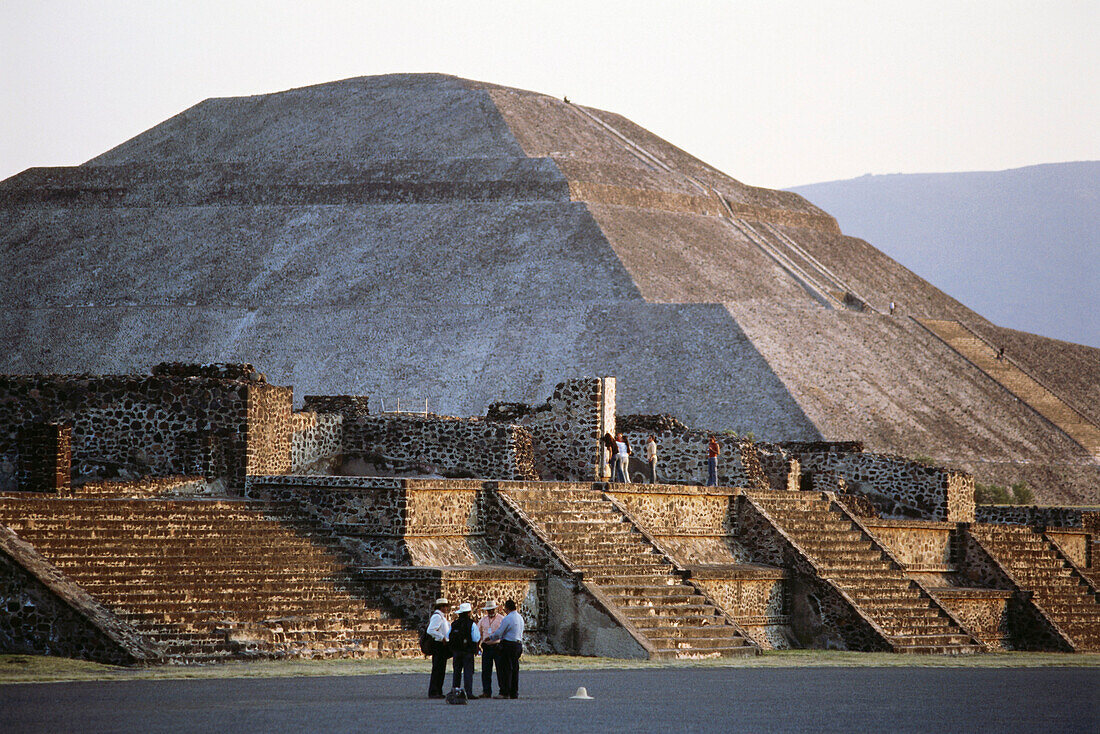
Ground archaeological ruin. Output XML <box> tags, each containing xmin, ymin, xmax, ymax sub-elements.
<box><xmin>0</xmin><ymin>74</ymin><xmax>1097</xmax><ymax>664</ymax></box>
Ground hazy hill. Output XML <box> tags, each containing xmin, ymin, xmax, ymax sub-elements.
<box><xmin>789</xmin><ymin>162</ymin><xmax>1100</xmax><ymax>348</ymax></box>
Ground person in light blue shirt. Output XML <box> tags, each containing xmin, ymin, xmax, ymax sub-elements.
<box><xmin>486</xmin><ymin>598</ymin><xmax>524</xmax><ymax>698</ymax></box>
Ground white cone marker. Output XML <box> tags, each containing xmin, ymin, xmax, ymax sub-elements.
<box><xmin>570</xmin><ymin>686</ymin><xmax>594</xmax><ymax>700</ymax></box>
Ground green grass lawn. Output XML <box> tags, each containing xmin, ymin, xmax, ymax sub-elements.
<box><xmin>2</xmin><ymin>650</ymin><xmax>1098</xmax><ymax>684</ymax></box>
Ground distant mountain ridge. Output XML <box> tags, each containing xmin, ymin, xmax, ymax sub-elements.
<box><xmin>788</xmin><ymin>161</ymin><xmax>1100</xmax><ymax>348</ymax></box>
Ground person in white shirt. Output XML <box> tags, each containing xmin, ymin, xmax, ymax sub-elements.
<box><xmin>486</xmin><ymin>598</ymin><xmax>525</xmax><ymax>698</ymax></box>
<box><xmin>426</xmin><ymin>597</ymin><xmax>451</xmax><ymax>698</ymax></box>
<box><xmin>615</xmin><ymin>433</ymin><xmax>631</xmax><ymax>484</ymax></box>
<box><xmin>645</xmin><ymin>435</ymin><xmax>658</xmax><ymax>484</ymax></box>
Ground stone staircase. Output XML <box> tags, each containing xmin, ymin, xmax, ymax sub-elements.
<box><xmin>970</xmin><ymin>524</ymin><xmax>1100</xmax><ymax>651</ymax></box>
<box><xmin>917</xmin><ymin>318</ymin><xmax>1100</xmax><ymax>457</ymax></box>
<box><xmin>499</xmin><ymin>485</ymin><xmax>757</xmax><ymax>658</ymax></box>
<box><xmin>748</xmin><ymin>491</ymin><xmax>983</xmax><ymax>654</ymax></box>
<box><xmin>0</xmin><ymin>497</ymin><xmax>420</xmax><ymax>663</ymax></box>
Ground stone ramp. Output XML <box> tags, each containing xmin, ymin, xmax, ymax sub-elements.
<box><xmin>747</xmin><ymin>491</ymin><xmax>983</xmax><ymax>654</ymax></box>
<box><xmin>917</xmin><ymin>318</ymin><xmax>1100</xmax><ymax>457</ymax></box>
<box><xmin>0</xmin><ymin>497</ymin><xmax>420</xmax><ymax>663</ymax></box>
<box><xmin>969</xmin><ymin>524</ymin><xmax>1100</xmax><ymax>651</ymax></box>
<box><xmin>498</xmin><ymin>485</ymin><xmax>757</xmax><ymax>658</ymax></box>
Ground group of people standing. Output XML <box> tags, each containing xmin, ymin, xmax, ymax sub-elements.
<box><xmin>426</xmin><ymin>597</ymin><xmax>524</xmax><ymax>700</ymax></box>
<box><xmin>602</xmin><ymin>432</ymin><xmax>660</xmax><ymax>483</ymax></box>
<box><xmin>602</xmin><ymin>432</ymin><xmax>723</xmax><ymax>487</ymax></box>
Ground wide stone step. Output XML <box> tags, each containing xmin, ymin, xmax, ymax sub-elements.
<box><xmin>90</xmin><ymin>589</ymin><xmax>388</xmax><ymax>606</ymax></box>
<box><xmin>119</xmin><ymin>607</ymin><xmax>404</xmax><ymax>625</ymax></box>
<box><xmin>639</xmin><ymin>626</ymin><xmax>744</xmax><ymax>642</ymax></box>
<box><xmin>799</xmin><ymin>545</ymin><xmax>882</xmax><ymax>561</ymax></box>
<box><xmin>600</xmin><ymin>584</ymin><xmax>701</xmax><ymax>598</ymax></box>
<box><xmin>587</xmin><ymin>573</ymin><xmax>682</xmax><ymax>587</ymax></box>
<box><xmin>621</xmin><ymin>601</ymin><xmax>719</xmax><ymax>616</ymax></box>
<box><xmin>107</xmin><ymin>602</ymin><xmax>401</xmax><ymax>619</ymax></box>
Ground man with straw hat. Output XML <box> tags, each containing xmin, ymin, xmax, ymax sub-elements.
<box><xmin>476</xmin><ymin>600</ymin><xmax>504</xmax><ymax>698</ymax></box>
<box><xmin>426</xmin><ymin>597</ymin><xmax>451</xmax><ymax>699</ymax></box>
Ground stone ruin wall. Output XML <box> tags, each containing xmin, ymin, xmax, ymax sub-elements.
<box><xmin>289</xmin><ymin>411</ymin><xmax>343</xmax><ymax>472</ymax></box>
<box><xmin>245</xmin><ymin>476</ymin><xmax>490</xmax><ymax>566</ymax></box>
<box><xmin>299</xmin><ymin>394</ymin><xmax>538</xmax><ymax>481</ymax></box>
<box><xmin>618</xmin><ymin>414</ymin><xmax>797</xmax><ymax>490</ymax></box>
<box><xmin>974</xmin><ymin>505</ymin><xmax>1090</xmax><ymax>528</ymax></box>
<box><xmin>862</xmin><ymin>520</ymin><xmax>955</xmax><ymax>572</ymax></box>
<box><xmin>0</xmin><ymin>364</ymin><xmax>291</xmax><ymax>492</ymax></box>
<box><xmin>789</xmin><ymin>444</ymin><xmax>975</xmax><ymax>522</ymax></box>
<box><xmin>14</xmin><ymin>423</ymin><xmax>71</xmax><ymax>493</ymax></box>
<box><xmin>928</xmin><ymin>587</ymin><xmax>1013</xmax><ymax>650</ymax></box>
<box><xmin>488</xmin><ymin>377</ymin><xmax>612</xmax><ymax>482</ymax></box>
<box><xmin>245</xmin><ymin>382</ymin><xmax>292</xmax><ymax>476</ymax></box>
<box><xmin>689</xmin><ymin>567</ymin><xmax>790</xmax><ymax>650</ymax></box>
<box><xmin>605</xmin><ymin>484</ymin><xmax>749</xmax><ymax>564</ymax></box>
<box><xmin>341</xmin><ymin>413</ymin><xmax>537</xmax><ymax>481</ymax></box>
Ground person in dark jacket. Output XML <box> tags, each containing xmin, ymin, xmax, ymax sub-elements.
<box><xmin>601</xmin><ymin>432</ymin><xmax>616</xmax><ymax>480</ymax></box>
<box><xmin>449</xmin><ymin>602</ymin><xmax>481</xmax><ymax>696</ymax></box>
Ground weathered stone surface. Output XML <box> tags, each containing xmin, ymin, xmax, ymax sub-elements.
<box><xmin>0</xmin><ymin>366</ymin><xmax>290</xmax><ymax>492</ymax></box>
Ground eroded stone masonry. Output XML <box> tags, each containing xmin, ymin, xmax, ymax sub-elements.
<box><xmin>0</xmin><ymin>364</ymin><xmax>1097</xmax><ymax>664</ymax></box>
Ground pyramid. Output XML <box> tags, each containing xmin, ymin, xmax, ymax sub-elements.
<box><xmin>1</xmin><ymin>73</ymin><xmax>1097</xmax><ymax>502</ymax></box>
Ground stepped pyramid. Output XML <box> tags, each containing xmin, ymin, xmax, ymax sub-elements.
<box><xmin>1</xmin><ymin>73</ymin><xmax>1097</xmax><ymax>502</ymax></box>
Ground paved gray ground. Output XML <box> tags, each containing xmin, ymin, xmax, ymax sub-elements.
<box><xmin>2</xmin><ymin>667</ymin><xmax>1097</xmax><ymax>733</ymax></box>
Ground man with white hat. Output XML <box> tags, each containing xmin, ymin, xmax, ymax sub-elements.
<box><xmin>449</xmin><ymin>602</ymin><xmax>480</xmax><ymax>698</ymax></box>
<box><xmin>426</xmin><ymin>597</ymin><xmax>451</xmax><ymax>699</ymax></box>
<box><xmin>476</xmin><ymin>600</ymin><xmax>504</xmax><ymax>698</ymax></box>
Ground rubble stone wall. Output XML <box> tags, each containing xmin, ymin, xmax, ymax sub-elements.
<box><xmin>619</xmin><ymin>422</ymin><xmax>795</xmax><ymax>490</ymax></box>
<box><xmin>605</xmin><ymin>485</ymin><xmax>752</xmax><ymax>564</ymax></box>
<box><xmin>1045</xmin><ymin>530</ymin><xmax>1090</xmax><ymax>568</ymax></box>
<box><xmin>496</xmin><ymin>378</ymin><xmax>611</xmax><ymax>482</ymax></box>
<box><xmin>290</xmin><ymin>412</ymin><xmax>343</xmax><ymax>472</ymax></box>
<box><xmin>15</xmin><ymin>423</ymin><xmax>71</xmax><ymax>492</ymax></box>
<box><xmin>246</xmin><ymin>382</ymin><xmax>292</xmax><ymax>476</ymax></box>
<box><xmin>244</xmin><ymin>476</ymin><xmax>491</xmax><ymax>566</ymax></box>
<box><xmin>689</xmin><ymin>566</ymin><xmax>790</xmax><ymax>649</ymax></box>
<box><xmin>792</xmin><ymin>448</ymin><xmax>975</xmax><ymax>522</ymax></box>
<box><xmin>930</xmin><ymin>588</ymin><xmax>1012</xmax><ymax>650</ymax></box>
<box><xmin>735</xmin><ymin>496</ymin><xmax>890</xmax><ymax>651</ymax></box>
<box><xmin>957</xmin><ymin>528</ymin><xmax>1073</xmax><ymax>651</ymax></box>
<box><xmin>362</xmin><ymin>566</ymin><xmax>543</xmax><ymax>642</ymax></box>
<box><xmin>340</xmin><ymin>413</ymin><xmax>537</xmax><ymax>481</ymax></box>
<box><xmin>862</xmin><ymin>520</ymin><xmax>955</xmax><ymax>569</ymax></box>
<box><xmin>974</xmin><ymin>505</ymin><xmax>1089</xmax><ymax>528</ymax></box>
<box><xmin>0</xmin><ymin>365</ymin><xmax>288</xmax><ymax>492</ymax></box>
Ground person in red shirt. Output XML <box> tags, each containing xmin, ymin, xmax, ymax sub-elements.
<box><xmin>706</xmin><ymin>436</ymin><xmax>721</xmax><ymax>486</ymax></box>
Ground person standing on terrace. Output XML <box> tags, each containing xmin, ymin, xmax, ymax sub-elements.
<box><xmin>706</xmin><ymin>435</ymin><xmax>721</xmax><ymax>486</ymax></box>
<box><xmin>645</xmin><ymin>435</ymin><xmax>658</xmax><ymax>484</ymax></box>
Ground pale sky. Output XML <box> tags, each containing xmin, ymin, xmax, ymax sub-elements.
<box><xmin>2</xmin><ymin>0</ymin><xmax>1098</xmax><ymax>189</ymax></box>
